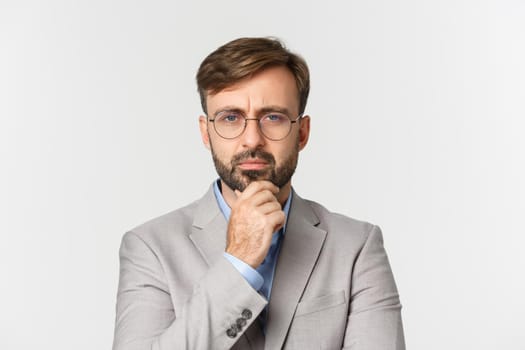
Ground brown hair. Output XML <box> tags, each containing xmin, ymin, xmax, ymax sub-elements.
<box><xmin>196</xmin><ymin>37</ymin><xmax>310</xmax><ymax>115</ymax></box>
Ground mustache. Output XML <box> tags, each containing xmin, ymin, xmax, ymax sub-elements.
<box><xmin>231</xmin><ymin>149</ymin><xmax>275</xmax><ymax>167</ymax></box>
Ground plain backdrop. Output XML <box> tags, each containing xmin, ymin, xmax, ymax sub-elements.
<box><xmin>1</xmin><ymin>0</ymin><xmax>524</xmax><ymax>349</ymax></box>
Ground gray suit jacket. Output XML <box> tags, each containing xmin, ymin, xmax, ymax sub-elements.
<box><xmin>113</xmin><ymin>185</ymin><xmax>405</xmax><ymax>350</ymax></box>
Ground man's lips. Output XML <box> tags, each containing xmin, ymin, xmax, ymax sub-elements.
<box><xmin>237</xmin><ymin>159</ymin><xmax>269</xmax><ymax>170</ymax></box>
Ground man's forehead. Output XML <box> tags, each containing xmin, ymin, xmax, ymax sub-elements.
<box><xmin>206</xmin><ymin>67</ymin><xmax>299</xmax><ymax>115</ymax></box>
<box><xmin>207</xmin><ymin>96</ymin><xmax>297</xmax><ymax>117</ymax></box>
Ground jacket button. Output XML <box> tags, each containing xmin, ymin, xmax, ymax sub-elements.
<box><xmin>241</xmin><ymin>309</ymin><xmax>252</xmax><ymax>320</ymax></box>
<box><xmin>236</xmin><ymin>317</ymin><xmax>247</xmax><ymax>327</ymax></box>
<box><xmin>231</xmin><ymin>323</ymin><xmax>242</xmax><ymax>333</ymax></box>
<box><xmin>226</xmin><ymin>328</ymin><xmax>237</xmax><ymax>338</ymax></box>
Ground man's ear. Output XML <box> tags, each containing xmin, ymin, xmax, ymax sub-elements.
<box><xmin>298</xmin><ymin>115</ymin><xmax>311</xmax><ymax>151</ymax></box>
<box><xmin>199</xmin><ymin>115</ymin><xmax>211</xmax><ymax>150</ymax></box>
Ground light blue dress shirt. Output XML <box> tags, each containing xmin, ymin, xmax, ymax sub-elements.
<box><xmin>213</xmin><ymin>180</ymin><xmax>291</xmax><ymax>328</ymax></box>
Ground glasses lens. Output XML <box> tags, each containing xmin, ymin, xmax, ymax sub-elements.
<box><xmin>259</xmin><ymin>113</ymin><xmax>292</xmax><ymax>140</ymax></box>
<box><xmin>214</xmin><ymin>111</ymin><xmax>245</xmax><ymax>139</ymax></box>
<box><xmin>212</xmin><ymin>111</ymin><xmax>294</xmax><ymax>140</ymax></box>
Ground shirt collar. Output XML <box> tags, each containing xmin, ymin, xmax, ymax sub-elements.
<box><xmin>213</xmin><ymin>179</ymin><xmax>292</xmax><ymax>235</ymax></box>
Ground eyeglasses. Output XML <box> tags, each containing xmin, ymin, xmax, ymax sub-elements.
<box><xmin>208</xmin><ymin>110</ymin><xmax>302</xmax><ymax>141</ymax></box>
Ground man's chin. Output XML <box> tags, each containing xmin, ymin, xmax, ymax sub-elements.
<box><xmin>241</xmin><ymin>169</ymin><xmax>270</xmax><ymax>182</ymax></box>
<box><xmin>227</xmin><ymin>170</ymin><xmax>272</xmax><ymax>192</ymax></box>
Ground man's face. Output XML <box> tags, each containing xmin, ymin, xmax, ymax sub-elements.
<box><xmin>199</xmin><ymin>65</ymin><xmax>310</xmax><ymax>192</ymax></box>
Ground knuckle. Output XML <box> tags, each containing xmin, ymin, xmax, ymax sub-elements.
<box><xmin>262</xmin><ymin>189</ymin><xmax>273</xmax><ymax>198</ymax></box>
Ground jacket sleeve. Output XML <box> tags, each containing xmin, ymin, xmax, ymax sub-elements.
<box><xmin>342</xmin><ymin>225</ymin><xmax>406</xmax><ymax>350</ymax></box>
<box><xmin>112</xmin><ymin>231</ymin><xmax>267</xmax><ymax>350</ymax></box>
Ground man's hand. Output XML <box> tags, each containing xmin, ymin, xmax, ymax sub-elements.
<box><xmin>225</xmin><ymin>181</ymin><xmax>285</xmax><ymax>269</ymax></box>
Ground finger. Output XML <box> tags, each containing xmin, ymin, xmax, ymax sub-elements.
<box><xmin>257</xmin><ymin>201</ymin><xmax>282</xmax><ymax>215</ymax></box>
<box><xmin>266</xmin><ymin>210</ymin><xmax>286</xmax><ymax>231</ymax></box>
<box><xmin>260</xmin><ymin>180</ymin><xmax>280</xmax><ymax>194</ymax></box>
<box><xmin>248</xmin><ymin>189</ymin><xmax>280</xmax><ymax>207</ymax></box>
<box><xmin>240</xmin><ymin>180</ymin><xmax>279</xmax><ymax>198</ymax></box>
<box><xmin>273</xmin><ymin>222</ymin><xmax>284</xmax><ymax>233</ymax></box>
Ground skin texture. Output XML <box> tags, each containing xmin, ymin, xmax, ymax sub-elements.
<box><xmin>198</xmin><ymin>65</ymin><xmax>310</xmax><ymax>268</ymax></box>
<box><xmin>211</xmin><ymin>141</ymin><xmax>299</xmax><ymax>194</ymax></box>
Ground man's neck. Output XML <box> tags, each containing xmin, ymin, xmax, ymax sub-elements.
<box><xmin>220</xmin><ymin>180</ymin><xmax>291</xmax><ymax>209</ymax></box>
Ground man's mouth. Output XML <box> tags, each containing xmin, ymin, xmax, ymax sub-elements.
<box><xmin>237</xmin><ymin>159</ymin><xmax>269</xmax><ymax>171</ymax></box>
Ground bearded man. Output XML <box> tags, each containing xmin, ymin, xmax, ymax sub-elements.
<box><xmin>113</xmin><ymin>37</ymin><xmax>405</xmax><ymax>350</ymax></box>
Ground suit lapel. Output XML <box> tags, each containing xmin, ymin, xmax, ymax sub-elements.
<box><xmin>189</xmin><ymin>185</ymin><xmax>227</xmax><ymax>266</ymax></box>
<box><xmin>265</xmin><ymin>191</ymin><xmax>327</xmax><ymax>350</ymax></box>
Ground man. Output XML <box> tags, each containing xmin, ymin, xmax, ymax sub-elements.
<box><xmin>113</xmin><ymin>37</ymin><xmax>405</xmax><ymax>350</ymax></box>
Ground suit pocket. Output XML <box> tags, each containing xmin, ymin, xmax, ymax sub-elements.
<box><xmin>294</xmin><ymin>290</ymin><xmax>346</xmax><ymax>317</ymax></box>
<box><xmin>285</xmin><ymin>291</ymin><xmax>348</xmax><ymax>350</ymax></box>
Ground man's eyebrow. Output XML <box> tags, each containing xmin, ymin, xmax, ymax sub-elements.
<box><xmin>257</xmin><ymin>106</ymin><xmax>293</xmax><ymax>117</ymax></box>
<box><xmin>212</xmin><ymin>105</ymin><xmax>294</xmax><ymax>118</ymax></box>
<box><xmin>212</xmin><ymin>106</ymin><xmax>243</xmax><ymax>117</ymax></box>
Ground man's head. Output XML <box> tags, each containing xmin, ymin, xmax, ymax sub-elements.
<box><xmin>196</xmin><ymin>37</ymin><xmax>311</xmax><ymax>195</ymax></box>
<box><xmin>196</xmin><ymin>37</ymin><xmax>310</xmax><ymax>116</ymax></box>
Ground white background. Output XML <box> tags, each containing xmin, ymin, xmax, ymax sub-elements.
<box><xmin>1</xmin><ymin>0</ymin><xmax>524</xmax><ymax>349</ymax></box>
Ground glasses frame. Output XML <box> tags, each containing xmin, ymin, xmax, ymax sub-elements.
<box><xmin>207</xmin><ymin>112</ymin><xmax>303</xmax><ymax>141</ymax></box>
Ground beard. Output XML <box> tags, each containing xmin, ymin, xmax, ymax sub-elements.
<box><xmin>210</xmin><ymin>140</ymin><xmax>299</xmax><ymax>192</ymax></box>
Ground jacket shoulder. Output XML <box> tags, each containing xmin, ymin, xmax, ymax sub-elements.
<box><xmin>303</xmin><ymin>198</ymin><xmax>378</xmax><ymax>243</ymax></box>
<box><xmin>125</xmin><ymin>199</ymin><xmax>200</xmax><ymax>245</ymax></box>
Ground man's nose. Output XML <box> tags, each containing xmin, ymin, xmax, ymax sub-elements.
<box><xmin>241</xmin><ymin>119</ymin><xmax>265</xmax><ymax>148</ymax></box>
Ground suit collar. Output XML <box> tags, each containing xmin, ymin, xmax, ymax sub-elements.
<box><xmin>189</xmin><ymin>184</ymin><xmax>227</xmax><ymax>266</ymax></box>
<box><xmin>192</xmin><ymin>183</ymin><xmax>222</xmax><ymax>229</ymax></box>
<box><xmin>264</xmin><ymin>189</ymin><xmax>327</xmax><ymax>350</ymax></box>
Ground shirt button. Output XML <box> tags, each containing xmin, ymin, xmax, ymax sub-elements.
<box><xmin>241</xmin><ymin>309</ymin><xmax>252</xmax><ymax>320</ymax></box>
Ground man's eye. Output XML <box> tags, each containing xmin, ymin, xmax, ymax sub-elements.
<box><xmin>263</xmin><ymin>113</ymin><xmax>287</xmax><ymax>122</ymax></box>
<box><xmin>218</xmin><ymin>114</ymin><xmax>240</xmax><ymax>122</ymax></box>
